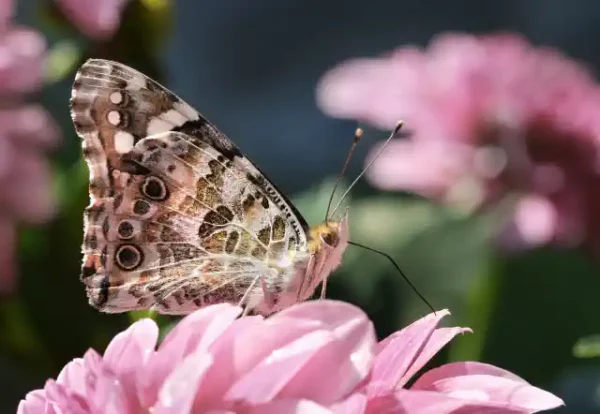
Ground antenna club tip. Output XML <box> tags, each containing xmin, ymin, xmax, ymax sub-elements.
<box><xmin>393</xmin><ymin>120</ymin><xmax>405</xmax><ymax>135</ymax></box>
<box><xmin>354</xmin><ymin>127</ymin><xmax>363</xmax><ymax>140</ymax></box>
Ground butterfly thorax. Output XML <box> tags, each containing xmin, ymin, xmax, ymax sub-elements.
<box><xmin>256</xmin><ymin>218</ymin><xmax>349</xmax><ymax>313</ymax></box>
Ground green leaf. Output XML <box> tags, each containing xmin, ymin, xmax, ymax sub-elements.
<box><xmin>482</xmin><ymin>248</ymin><xmax>600</xmax><ymax>385</ymax></box>
<box><xmin>45</xmin><ymin>40</ymin><xmax>82</xmax><ymax>83</ymax></box>
<box><xmin>349</xmin><ymin>195</ymin><xmax>495</xmax><ymax>328</ymax></box>
<box><xmin>0</xmin><ymin>299</ymin><xmax>52</xmax><ymax>372</ymax></box>
<box><xmin>128</xmin><ymin>309</ymin><xmax>158</xmax><ymax>324</ymax></box>
<box><xmin>573</xmin><ymin>335</ymin><xmax>600</xmax><ymax>358</ymax></box>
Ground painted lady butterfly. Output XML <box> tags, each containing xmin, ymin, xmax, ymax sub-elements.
<box><xmin>70</xmin><ymin>59</ymin><xmax>350</xmax><ymax>315</ymax></box>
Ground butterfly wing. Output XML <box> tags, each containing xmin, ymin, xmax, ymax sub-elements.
<box><xmin>71</xmin><ymin>59</ymin><xmax>309</xmax><ymax>314</ymax></box>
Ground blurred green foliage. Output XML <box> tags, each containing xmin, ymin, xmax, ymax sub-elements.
<box><xmin>3</xmin><ymin>1</ymin><xmax>600</xmax><ymax>412</ymax></box>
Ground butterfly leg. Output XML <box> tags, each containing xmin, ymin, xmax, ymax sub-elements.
<box><xmin>260</xmin><ymin>277</ymin><xmax>278</xmax><ymax>311</ymax></box>
<box><xmin>320</xmin><ymin>278</ymin><xmax>329</xmax><ymax>300</ymax></box>
<box><xmin>239</xmin><ymin>275</ymin><xmax>261</xmax><ymax>316</ymax></box>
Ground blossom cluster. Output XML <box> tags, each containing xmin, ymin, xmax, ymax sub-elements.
<box><xmin>19</xmin><ymin>301</ymin><xmax>562</xmax><ymax>413</ymax></box>
<box><xmin>0</xmin><ymin>0</ymin><xmax>128</xmax><ymax>291</ymax></box>
<box><xmin>318</xmin><ymin>33</ymin><xmax>600</xmax><ymax>251</ymax></box>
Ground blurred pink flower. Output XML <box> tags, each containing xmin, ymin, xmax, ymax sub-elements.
<box><xmin>317</xmin><ymin>32</ymin><xmax>600</xmax><ymax>251</ymax></box>
<box><xmin>18</xmin><ymin>301</ymin><xmax>563</xmax><ymax>413</ymax></box>
<box><xmin>0</xmin><ymin>27</ymin><xmax>46</xmax><ymax>95</ymax></box>
<box><xmin>56</xmin><ymin>0</ymin><xmax>130</xmax><ymax>40</ymax></box>
<box><xmin>0</xmin><ymin>0</ymin><xmax>11</xmax><ymax>31</ymax></box>
<box><xmin>0</xmin><ymin>5</ymin><xmax>60</xmax><ymax>292</ymax></box>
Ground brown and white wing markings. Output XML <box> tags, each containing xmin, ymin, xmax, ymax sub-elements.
<box><xmin>71</xmin><ymin>59</ymin><xmax>309</xmax><ymax>314</ymax></box>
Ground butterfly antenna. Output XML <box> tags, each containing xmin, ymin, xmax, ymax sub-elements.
<box><xmin>348</xmin><ymin>241</ymin><xmax>436</xmax><ymax>314</ymax></box>
<box><xmin>325</xmin><ymin>127</ymin><xmax>363</xmax><ymax>223</ymax></box>
<box><xmin>330</xmin><ymin>121</ymin><xmax>405</xmax><ymax>217</ymax></box>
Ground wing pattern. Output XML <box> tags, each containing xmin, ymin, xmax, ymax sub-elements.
<box><xmin>71</xmin><ymin>59</ymin><xmax>310</xmax><ymax>314</ymax></box>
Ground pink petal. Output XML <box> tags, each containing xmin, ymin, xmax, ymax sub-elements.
<box><xmin>316</xmin><ymin>58</ymin><xmax>389</xmax><ymax>123</ymax></box>
<box><xmin>81</xmin><ymin>349</ymin><xmax>108</xmax><ymax>407</ymax></box>
<box><xmin>413</xmin><ymin>362</ymin><xmax>526</xmax><ymax>388</ymax></box>
<box><xmin>191</xmin><ymin>315</ymin><xmax>264</xmax><ymax>411</ymax></box>
<box><xmin>56</xmin><ymin>358</ymin><xmax>87</xmax><ymax>396</ymax></box>
<box><xmin>231</xmin><ymin>317</ymin><xmax>326</xmax><ymax>373</ymax></box>
<box><xmin>375</xmin><ymin>389</ymin><xmax>528</xmax><ymax>413</ymax></box>
<box><xmin>0</xmin><ymin>0</ymin><xmax>12</xmax><ymax>27</ymax></box>
<box><xmin>365</xmin><ymin>140</ymin><xmax>473</xmax><ymax>196</ymax></box>
<box><xmin>160</xmin><ymin>303</ymin><xmax>242</xmax><ymax>353</ymax></box>
<box><xmin>246</xmin><ymin>399</ymin><xmax>333</xmax><ymax>414</ymax></box>
<box><xmin>0</xmin><ymin>132</ymin><xmax>15</xmax><ymax>178</ymax></box>
<box><xmin>316</xmin><ymin>53</ymin><xmax>426</xmax><ymax>131</ymax></box>
<box><xmin>0</xmin><ymin>106</ymin><xmax>61</xmax><ymax>149</ymax></box>
<box><xmin>103</xmin><ymin>318</ymin><xmax>158</xmax><ymax>411</ymax></box>
<box><xmin>0</xmin><ymin>152</ymin><xmax>56</xmax><ymax>223</ymax></box>
<box><xmin>196</xmin><ymin>314</ymin><xmax>324</xmax><ymax>407</ymax></box>
<box><xmin>103</xmin><ymin>318</ymin><xmax>158</xmax><ymax>370</ymax></box>
<box><xmin>141</xmin><ymin>304</ymin><xmax>242</xmax><ymax>407</ymax></box>
<box><xmin>0</xmin><ymin>28</ymin><xmax>46</xmax><ymax>95</ymax></box>
<box><xmin>88</xmin><ymin>371</ymin><xmax>130</xmax><ymax>414</ymax></box>
<box><xmin>43</xmin><ymin>379</ymin><xmax>88</xmax><ymax>414</ymax></box>
<box><xmin>400</xmin><ymin>327</ymin><xmax>472</xmax><ymax>387</ymax></box>
<box><xmin>224</xmin><ymin>329</ymin><xmax>335</xmax><ymax>403</ymax></box>
<box><xmin>154</xmin><ymin>351</ymin><xmax>214</xmax><ymax>414</ymax></box>
<box><xmin>512</xmin><ymin>195</ymin><xmax>559</xmax><ymax>247</ymax></box>
<box><xmin>45</xmin><ymin>402</ymin><xmax>62</xmax><ymax>414</ymax></box>
<box><xmin>330</xmin><ymin>393</ymin><xmax>368</xmax><ymax>413</ymax></box>
<box><xmin>269</xmin><ymin>301</ymin><xmax>375</xmax><ymax>403</ymax></box>
<box><xmin>17</xmin><ymin>390</ymin><xmax>47</xmax><ymax>414</ymax></box>
<box><xmin>369</xmin><ymin>310</ymin><xmax>450</xmax><ymax>397</ymax></box>
<box><xmin>413</xmin><ymin>374</ymin><xmax>564</xmax><ymax>411</ymax></box>
<box><xmin>55</xmin><ymin>0</ymin><xmax>128</xmax><ymax>39</ymax></box>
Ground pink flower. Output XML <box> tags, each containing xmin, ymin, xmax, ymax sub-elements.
<box><xmin>18</xmin><ymin>301</ymin><xmax>563</xmax><ymax>413</ymax></box>
<box><xmin>0</xmin><ymin>27</ymin><xmax>46</xmax><ymax>95</ymax></box>
<box><xmin>55</xmin><ymin>0</ymin><xmax>130</xmax><ymax>40</ymax></box>
<box><xmin>0</xmin><ymin>0</ymin><xmax>12</xmax><ymax>28</ymax></box>
<box><xmin>317</xmin><ymin>32</ymin><xmax>600</xmax><ymax>251</ymax></box>
<box><xmin>0</xmin><ymin>5</ymin><xmax>60</xmax><ymax>292</ymax></box>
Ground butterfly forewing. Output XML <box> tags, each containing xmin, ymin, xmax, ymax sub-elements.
<box><xmin>71</xmin><ymin>59</ymin><xmax>311</xmax><ymax>314</ymax></box>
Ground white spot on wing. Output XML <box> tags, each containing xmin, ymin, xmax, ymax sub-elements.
<box><xmin>162</xmin><ymin>109</ymin><xmax>189</xmax><ymax>125</ymax></box>
<box><xmin>173</xmin><ymin>102</ymin><xmax>199</xmax><ymax>121</ymax></box>
<box><xmin>125</xmin><ymin>74</ymin><xmax>147</xmax><ymax>91</ymax></box>
<box><xmin>107</xmin><ymin>111</ymin><xmax>121</xmax><ymax>126</ymax></box>
<box><xmin>110</xmin><ymin>92</ymin><xmax>123</xmax><ymax>104</ymax></box>
<box><xmin>114</xmin><ymin>131</ymin><xmax>135</xmax><ymax>154</ymax></box>
<box><xmin>147</xmin><ymin>117</ymin><xmax>174</xmax><ymax>135</ymax></box>
<box><xmin>147</xmin><ymin>109</ymin><xmax>191</xmax><ymax>135</ymax></box>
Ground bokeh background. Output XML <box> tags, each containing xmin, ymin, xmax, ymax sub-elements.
<box><xmin>3</xmin><ymin>0</ymin><xmax>600</xmax><ymax>412</ymax></box>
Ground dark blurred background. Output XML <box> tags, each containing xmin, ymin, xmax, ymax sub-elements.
<box><xmin>3</xmin><ymin>0</ymin><xmax>600</xmax><ymax>412</ymax></box>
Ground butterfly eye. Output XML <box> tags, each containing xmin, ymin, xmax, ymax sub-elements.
<box><xmin>321</xmin><ymin>232</ymin><xmax>334</xmax><ymax>246</ymax></box>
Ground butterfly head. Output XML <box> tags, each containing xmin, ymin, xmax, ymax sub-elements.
<box><xmin>308</xmin><ymin>213</ymin><xmax>350</xmax><ymax>265</ymax></box>
<box><xmin>286</xmin><ymin>214</ymin><xmax>349</xmax><ymax>306</ymax></box>
<box><xmin>308</xmin><ymin>220</ymin><xmax>346</xmax><ymax>253</ymax></box>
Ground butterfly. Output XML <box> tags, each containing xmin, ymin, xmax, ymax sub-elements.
<box><xmin>70</xmin><ymin>59</ymin><xmax>350</xmax><ymax>316</ymax></box>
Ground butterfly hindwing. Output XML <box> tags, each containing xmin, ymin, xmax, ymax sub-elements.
<box><xmin>71</xmin><ymin>59</ymin><xmax>309</xmax><ymax>314</ymax></box>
